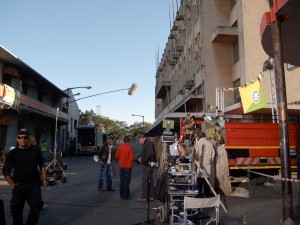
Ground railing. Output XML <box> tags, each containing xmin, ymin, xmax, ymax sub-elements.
<box><xmin>21</xmin><ymin>94</ymin><xmax>69</xmax><ymax>121</ymax></box>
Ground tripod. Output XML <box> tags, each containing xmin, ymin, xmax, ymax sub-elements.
<box><xmin>133</xmin><ymin>166</ymin><xmax>155</xmax><ymax>225</ymax></box>
<box><xmin>46</xmin><ymin>107</ymin><xmax>66</xmax><ymax>182</ymax></box>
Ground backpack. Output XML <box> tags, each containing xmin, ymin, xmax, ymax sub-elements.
<box><xmin>154</xmin><ymin>170</ymin><xmax>167</xmax><ymax>203</ymax></box>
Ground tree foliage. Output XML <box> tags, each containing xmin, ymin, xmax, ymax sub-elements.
<box><xmin>79</xmin><ymin>110</ymin><xmax>152</xmax><ymax>140</ymax></box>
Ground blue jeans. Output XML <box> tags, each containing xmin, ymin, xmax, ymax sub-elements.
<box><xmin>98</xmin><ymin>162</ymin><xmax>112</xmax><ymax>190</ymax></box>
<box><xmin>119</xmin><ymin>168</ymin><xmax>132</xmax><ymax>199</ymax></box>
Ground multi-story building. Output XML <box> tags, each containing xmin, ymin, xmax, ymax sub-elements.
<box><xmin>149</xmin><ymin>0</ymin><xmax>300</xmax><ymax>135</ymax></box>
<box><xmin>0</xmin><ymin>45</ymin><xmax>76</xmax><ymax>159</ymax></box>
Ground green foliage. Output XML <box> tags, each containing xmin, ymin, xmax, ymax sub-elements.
<box><xmin>79</xmin><ymin>110</ymin><xmax>152</xmax><ymax>141</ymax></box>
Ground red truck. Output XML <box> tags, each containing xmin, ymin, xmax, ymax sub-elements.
<box><xmin>180</xmin><ymin>118</ymin><xmax>300</xmax><ymax>175</ymax></box>
<box><xmin>224</xmin><ymin>122</ymin><xmax>299</xmax><ymax>174</ymax></box>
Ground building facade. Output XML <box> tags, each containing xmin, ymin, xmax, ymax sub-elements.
<box><xmin>0</xmin><ymin>45</ymin><xmax>73</xmax><ymax>159</ymax></box>
<box><xmin>151</xmin><ymin>0</ymin><xmax>300</xmax><ymax>134</ymax></box>
<box><xmin>60</xmin><ymin>89</ymin><xmax>80</xmax><ymax>156</ymax></box>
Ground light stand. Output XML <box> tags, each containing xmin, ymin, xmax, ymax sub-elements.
<box><xmin>46</xmin><ymin>107</ymin><xmax>66</xmax><ymax>182</ymax></box>
<box><xmin>133</xmin><ymin>166</ymin><xmax>155</xmax><ymax>225</ymax></box>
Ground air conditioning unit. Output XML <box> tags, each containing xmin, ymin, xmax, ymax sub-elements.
<box><xmin>185</xmin><ymin>80</ymin><xmax>195</xmax><ymax>89</ymax></box>
<box><xmin>168</xmin><ymin>34</ymin><xmax>175</xmax><ymax>39</ymax></box>
<box><xmin>172</xmin><ymin>53</ymin><xmax>179</xmax><ymax>59</ymax></box>
<box><xmin>168</xmin><ymin>60</ymin><xmax>176</xmax><ymax>66</ymax></box>
<box><xmin>172</xmin><ymin>25</ymin><xmax>178</xmax><ymax>31</ymax></box>
<box><xmin>176</xmin><ymin>12</ymin><xmax>184</xmax><ymax>21</ymax></box>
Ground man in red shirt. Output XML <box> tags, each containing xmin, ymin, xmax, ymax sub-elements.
<box><xmin>115</xmin><ymin>136</ymin><xmax>134</xmax><ymax>199</ymax></box>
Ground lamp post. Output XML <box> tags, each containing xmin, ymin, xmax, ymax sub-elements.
<box><xmin>65</xmin><ymin>86</ymin><xmax>91</xmax><ymax>113</ymax></box>
<box><xmin>132</xmin><ymin>114</ymin><xmax>145</xmax><ymax>131</ymax></box>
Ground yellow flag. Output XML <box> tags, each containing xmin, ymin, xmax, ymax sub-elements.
<box><xmin>238</xmin><ymin>80</ymin><xmax>267</xmax><ymax>114</ymax></box>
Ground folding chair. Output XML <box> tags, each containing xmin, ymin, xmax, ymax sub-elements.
<box><xmin>183</xmin><ymin>195</ymin><xmax>220</xmax><ymax>225</ymax></box>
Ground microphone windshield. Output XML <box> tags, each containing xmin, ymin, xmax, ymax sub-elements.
<box><xmin>128</xmin><ymin>83</ymin><xmax>137</xmax><ymax>95</ymax></box>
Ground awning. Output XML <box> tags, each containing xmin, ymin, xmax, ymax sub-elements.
<box><xmin>2</xmin><ymin>65</ymin><xmax>19</xmax><ymax>78</ymax></box>
<box><xmin>146</xmin><ymin>112</ymin><xmax>207</xmax><ymax>137</ymax></box>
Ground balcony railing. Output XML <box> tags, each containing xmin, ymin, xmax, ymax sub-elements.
<box><xmin>21</xmin><ymin>94</ymin><xmax>69</xmax><ymax>121</ymax></box>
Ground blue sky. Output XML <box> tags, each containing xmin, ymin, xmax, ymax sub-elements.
<box><xmin>0</xmin><ymin>1</ymin><xmax>176</xmax><ymax>125</ymax></box>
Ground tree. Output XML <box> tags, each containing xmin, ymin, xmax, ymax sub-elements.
<box><xmin>79</xmin><ymin>110</ymin><xmax>152</xmax><ymax>141</ymax></box>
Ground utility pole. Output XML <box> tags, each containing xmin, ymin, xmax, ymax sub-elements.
<box><xmin>268</xmin><ymin>0</ymin><xmax>293</xmax><ymax>222</ymax></box>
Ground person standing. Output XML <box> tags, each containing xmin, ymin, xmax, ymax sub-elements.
<box><xmin>97</xmin><ymin>136</ymin><xmax>116</xmax><ymax>192</ymax></box>
<box><xmin>115</xmin><ymin>136</ymin><xmax>134</xmax><ymax>199</ymax></box>
<box><xmin>183</xmin><ymin>112</ymin><xmax>194</xmax><ymax>141</ymax></box>
<box><xmin>40</xmin><ymin>140</ymin><xmax>47</xmax><ymax>162</ymax></box>
<box><xmin>136</xmin><ymin>134</ymin><xmax>156</xmax><ymax>202</ymax></box>
<box><xmin>2</xmin><ymin>128</ymin><xmax>48</xmax><ymax>225</ymax></box>
<box><xmin>193</xmin><ymin>132</ymin><xmax>215</xmax><ymax>197</ymax></box>
<box><xmin>215</xmin><ymin>110</ymin><xmax>227</xmax><ymax>128</ymax></box>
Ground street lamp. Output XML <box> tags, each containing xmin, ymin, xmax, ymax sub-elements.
<box><xmin>65</xmin><ymin>86</ymin><xmax>92</xmax><ymax>113</ymax></box>
<box><xmin>67</xmin><ymin>83</ymin><xmax>137</xmax><ymax>105</ymax></box>
<box><xmin>132</xmin><ymin>114</ymin><xmax>145</xmax><ymax>131</ymax></box>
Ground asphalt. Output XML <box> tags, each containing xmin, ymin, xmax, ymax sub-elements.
<box><xmin>1</xmin><ymin>156</ymin><xmax>300</xmax><ymax>225</ymax></box>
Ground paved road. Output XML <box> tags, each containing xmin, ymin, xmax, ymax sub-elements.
<box><xmin>1</xmin><ymin>156</ymin><xmax>300</xmax><ymax>225</ymax></box>
<box><xmin>1</xmin><ymin>156</ymin><xmax>165</xmax><ymax>225</ymax></box>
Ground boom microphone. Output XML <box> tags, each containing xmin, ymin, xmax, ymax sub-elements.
<box><xmin>128</xmin><ymin>83</ymin><xmax>138</xmax><ymax>95</ymax></box>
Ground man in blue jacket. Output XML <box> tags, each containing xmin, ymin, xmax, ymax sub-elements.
<box><xmin>97</xmin><ymin>136</ymin><xmax>116</xmax><ymax>192</ymax></box>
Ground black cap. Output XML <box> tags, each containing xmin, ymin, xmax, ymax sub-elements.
<box><xmin>18</xmin><ymin>128</ymin><xmax>30</xmax><ymax>136</ymax></box>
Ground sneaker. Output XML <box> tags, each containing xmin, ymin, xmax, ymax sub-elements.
<box><xmin>148</xmin><ymin>197</ymin><xmax>155</xmax><ymax>201</ymax></box>
<box><xmin>137</xmin><ymin>197</ymin><xmax>147</xmax><ymax>202</ymax></box>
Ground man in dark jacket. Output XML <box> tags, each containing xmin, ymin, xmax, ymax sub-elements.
<box><xmin>2</xmin><ymin>128</ymin><xmax>48</xmax><ymax>225</ymax></box>
<box><xmin>136</xmin><ymin>134</ymin><xmax>156</xmax><ymax>201</ymax></box>
<box><xmin>97</xmin><ymin>136</ymin><xmax>116</xmax><ymax>192</ymax></box>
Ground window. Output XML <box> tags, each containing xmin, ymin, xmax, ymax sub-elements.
<box><xmin>74</xmin><ymin>120</ymin><xmax>77</xmax><ymax>129</ymax></box>
<box><xmin>71</xmin><ymin>118</ymin><xmax>73</xmax><ymax>133</ymax></box>
<box><xmin>233</xmin><ymin>79</ymin><xmax>241</xmax><ymax>103</ymax></box>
